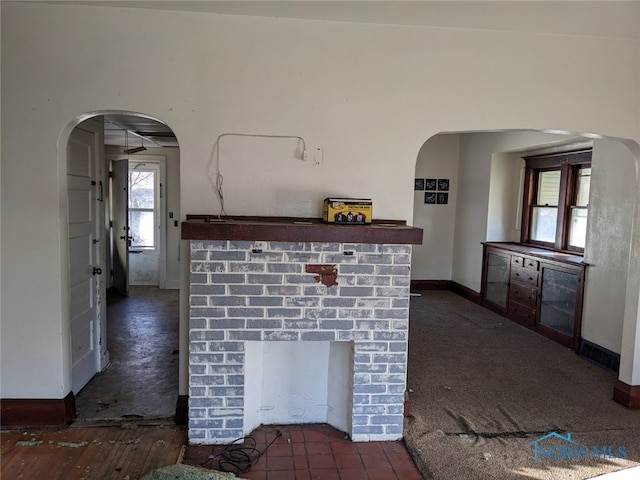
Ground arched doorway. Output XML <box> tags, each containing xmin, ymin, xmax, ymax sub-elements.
<box><xmin>65</xmin><ymin>111</ymin><xmax>181</xmax><ymax>421</ymax></box>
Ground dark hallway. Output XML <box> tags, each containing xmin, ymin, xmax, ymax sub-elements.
<box><xmin>74</xmin><ymin>286</ymin><xmax>180</xmax><ymax>422</ymax></box>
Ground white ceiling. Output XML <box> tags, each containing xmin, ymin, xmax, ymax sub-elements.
<box><xmin>104</xmin><ymin>114</ymin><xmax>178</xmax><ymax>148</ymax></box>
<box><xmin>45</xmin><ymin>1</ymin><xmax>640</xmax><ymax>40</ymax></box>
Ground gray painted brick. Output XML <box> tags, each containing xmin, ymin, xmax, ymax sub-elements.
<box><xmin>354</xmin><ymin>363</ymin><xmax>387</xmax><ymax>373</ymax></box>
<box><xmin>208</xmin><ymin>341</ymin><xmax>244</xmax><ymax>352</ymax></box>
<box><xmin>190</xmin><ymin>342</ymin><xmax>207</xmax><ymax>353</ymax></box>
<box><xmin>285</xmin><ymin>252</ymin><xmax>321</xmax><ymax>263</ymax></box>
<box><xmin>209</xmin><ymin>251</ymin><xmax>247</xmax><ymax>261</ymax></box>
<box><xmin>247</xmin><ymin>319</ymin><xmax>283</xmax><ymax>329</ymax></box>
<box><xmin>228</xmin><ymin>307</ymin><xmax>264</xmax><ymax>318</ymax></box>
<box><xmin>209</xmin><ymin>387</ymin><xmax>245</xmax><ymax>397</ymax></box>
<box><xmin>190</xmin><ymin>250</ymin><xmax>209</xmax><ymax>260</ymax></box>
<box><xmin>208</xmin><ymin>319</ymin><xmax>246</xmax><ymax>330</ymax></box>
<box><xmin>323</xmin><ymin>297</ymin><xmax>357</xmax><ymax>308</ymax></box>
<box><xmin>267</xmin><ymin>308</ymin><xmax>302</xmax><ymax>318</ymax></box>
<box><xmin>371</xmin><ymin>394</ymin><xmax>404</xmax><ymax>404</ymax></box>
<box><xmin>192</xmin><ymin>262</ymin><xmax>226</xmax><ymax>273</ymax></box>
<box><xmin>380</xmin><ymin>244</ymin><xmax>411</xmax><ymax>254</ymax></box>
<box><xmin>284</xmin><ymin>274</ymin><xmax>316</xmax><ymax>285</ymax></box>
<box><xmin>225</xmin><ymin>353</ymin><xmax>245</xmax><ymax>363</ymax></box>
<box><xmin>339</xmin><ymin>264</ymin><xmax>375</xmax><ymax>275</ymax></box>
<box><xmin>189</xmin><ymin>397</ymin><xmax>224</xmax><ymax>408</ymax></box>
<box><xmin>270</xmin><ymin>242</ymin><xmax>308</xmax><ymax>251</ymax></box>
<box><xmin>190</xmin><ymin>419</ymin><xmax>224</xmax><ymax>429</ymax></box>
<box><xmin>190</xmin><ymin>330</ymin><xmax>225</xmax><ymax>341</ymax></box>
<box><xmin>202</xmin><ymin>240</ymin><xmax>228</xmax><ymax>250</ymax></box>
<box><xmin>304</xmin><ymin>285</ymin><xmax>337</xmax><ymax>296</ymax></box>
<box><xmin>229</xmin><ymin>262</ymin><xmax>266</xmax><ymax>273</ymax></box>
<box><xmin>229</xmin><ymin>284</ymin><xmax>264</xmax><ymax>295</ymax></box>
<box><xmin>228</xmin><ymin>330</ymin><xmax>262</xmax><ymax>341</ymax></box>
<box><xmin>191</xmin><ymin>375</ymin><xmax>225</xmax><ymax>385</ymax></box>
<box><xmin>392</xmin><ymin>254</ymin><xmax>411</xmax><ymax>265</ymax></box>
<box><xmin>191</xmin><ymin>284</ymin><xmax>226</xmax><ymax>295</ymax></box>
<box><xmin>385</xmin><ymin>424</ymin><xmax>404</xmax><ymax>435</ymax></box>
<box><xmin>357</xmin><ymin>298</ymin><xmax>390</xmax><ymax>309</ymax></box>
<box><xmin>388</xmin><ymin>342</ymin><xmax>407</xmax><ymax>352</ymax></box>
<box><xmin>372</xmin><ymin>353</ymin><xmax>406</xmax><ymax>364</ymax></box>
<box><xmin>352</xmin><ymin>426</ymin><xmax>384</xmax><ymax>435</ymax></box>
<box><xmin>354</xmin><ymin>320</ymin><xmax>390</xmax><ymax>330</ymax></box>
<box><xmin>190</xmin><ymin>365</ymin><xmax>206</xmax><ymax>375</ymax></box>
<box><xmin>371</xmin><ymin>374</ymin><xmax>405</xmax><ymax>384</ymax></box>
<box><xmin>358</xmin><ymin>253</ymin><xmax>393</xmax><ymax>264</ymax></box>
<box><xmin>248</xmin><ymin>296</ymin><xmax>283</xmax><ymax>307</ymax></box>
<box><xmin>392</xmin><ymin>320</ymin><xmax>409</xmax><ymax>330</ymax></box>
<box><xmin>191</xmin><ymin>353</ymin><xmax>225</xmax><ymax>364</ymax></box>
<box><xmin>267</xmin><ymin>263</ymin><xmax>302</xmax><ymax>273</ymax></box>
<box><xmin>344</xmin><ymin>243</ymin><xmax>378</xmax><ymax>252</ymax></box>
<box><xmin>321</xmin><ymin>254</ymin><xmax>358</xmax><ymax>264</ymax></box>
<box><xmin>226</xmin><ymin>397</ymin><xmax>244</xmax><ymax>407</ymax></box>
<box><xmin>212</xmin><ymin>296</ymin><xmax>247</xmax><ymax>307</ymax></box>
<box><xmin>190</xmin><ymin>273</ymin><xmax>208</xmax><ymax>285</ymax></box>
<box><xmin>354</xmin><ymin>353</ymin><xmax>372</xmax><ymax>364</ymax></box>
<box><xmin>190</xmin><ymin>296</ymin><xmax>208</xmax><ymax>307</ymax></box>
<box><xmin>191</xmin><ymin>318</ymin><xmax>207</xmax><ymax>329</ymax></box>
<box><xmin>376</xmin><ymin>265</ymin><xmax>410</xmax><ymax>276</ymax></box>
<box><xmin>354</xmin><ymin>384</ymin><xmax>388</xmax><ymax>394</ymax></box>
<box><xmin>357</xmin><ymin>276</ymin><xmax>391</xmax><ymax>286</ymax></box>
<box><xmin>304</xmin><ymin>308</ymin><xmax>337</xmax><ymax>320</ymax></box>
<box><xmin>249</xmin><ymin>251</ymin><xmax>284</xmax><ymax>262</ymax></box>
<box><xmin>189</xmin><ymin>430</ymin><xmax>206</xmax><ymax>439</ymax></box>
<box><xmin>263</xmin><ymin>330</ymin><xmax>300</xmax><ymax>341</ymax></box>
<box><xmin>247</xmin><ymin>274</ymin><xmax>283</xmax><ymax>285</ymax></box>
<box><xmin>386</xmin><ymin>405</ymin><xmax>405</xmax><ymax>415</ymax></box>
<box><xmin>190</xmin><ymin>408</ymin><xmax>207</xmax><ymax>418</ymax></box>
<box><xmin>353</xmin><ymin>394</ymin><xmax>371</xmax><ymax>405</ymax></box>
<box><xmin>392</xmin><ymin>276</ymin><xmax>411</xmax><ymax>287</ymax></box>
<box><xmin>339</xmin><ymin>286</ymin><xmax>374</xmax><ymax>297</ymax></box>
<box><xmin>389</xmin><ymin>364</ymin><xmax>407</xmax><ymax>373</ymax></box>
<box><xmin>311</xmin><ymin>243</ymin><xmax>342</xmax><ymax>252</ymax></box>
<box><xmin>228</xmin><ymin>241</ymin><xmax>257</xmax><ymax>250</ymax></box>
<box><xmin>266</xmin><ymin>285</ymin><xmax>301</xmax><ymax>296</ymax></box>
<box><xmin>373</xmin><ymin>331</ymin><xmax>407</xmax><ymax>341</ymax></box>
<box><xmin>370</xmin><ymin>415</ymin><xmax>402</xmax><ymax>425</ymax></box>
<box><xmin>226</xmin><ymin>419</ymin><xmax>244</xmax><ymax>429</ymax></box>
<box><xmin>284</xmin><ymin>319</ymin><xmax>318</xmax><ymax>329</ymax></box>
<box><xmin>301</xmin><ymin>331</ymin><xmax>336</xmax><ymax>341</ymax></box>
<box><xmin>391</xmin><ymin>298</ymin><xmax>410</xmax><ymax>308</ymax></box>
<box><xmin>209</xmin><ymin>365</ymin><xmax>243</xmax><ymax>375</ymax></box>
<box><xmin>374</xmin><ymin>309</ymin><xmax>409</xmax><ymax>319</ymax></box>
<box><xmin>208</xmin><ymin>429</ymin><xmax>244</xmax><ymax>439</ymax></box>
<box><xmin>319</xmin><ymin>320</ymin><xmax>354</xmax><ymax>330</ymax></box>
<box><xmin>227</xmin><ymin>375</ymin><xmax>244</xmax><ymax>385</ymax></box>
<box><xmin>210</xmin><ymin>273</ymin><xmax>246</xmax><ymax>284</ymax></box>
<box><xmin>338</xmin><ymin>330</ymin><xmax>371</xmax><ymax>341</ymax></box>
<box><xmin>353</xmin><ymin>416</ymin><xmax>371</xmax><ymax>426</ymax></box>
<box><xmin>285</xmin><ymin>297</ymin><xmax>320</xmax><ymax>307</ymax></box>
<box><xmin>354</xmin><ymin>406</ymin><xmax>386</xmax><ymax>415</ymax></box>
<box><xmin>388</xmin><ymin>384</ymin><xmax>406</xmax><ymax>394</ymax></box>
<box><xmin>191</xmin><ymin>307</ymin><xmax>226</xmax><ymax>318</ymax></box>
<box><xmin>355</xmin><ymin>342</ymin><xmax>388</xmax><ymax>352</ymax></box>
<box><xmin>375</xmin><ymin>286</ymin><xmax>409</xmax><ymax>297</ymax></box>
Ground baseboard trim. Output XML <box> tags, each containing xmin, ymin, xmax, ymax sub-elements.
<box><xmin>613</xmin><ymin>380</ymin><xmax>640</xmax><ymax>409</ymax></box>
<box><xmin>410</xmin><ymin>279</ymin><xmax>481</xmax><ymax>305</ymax></box>
<box><xmin>410</xmin><ymin>280</ymin><xmax>451</xmax><ymax>291</ymax></box>
<box><xmin>450</xmin><ymin>281</ymin><xmax>482</xmax><ymax>305</ymax></box>
<box><xmin>1</xmin><ymin>391</ymin><xmax>76</xmax><ymax>427</ymax></box>
<box><xmin>174</xmin><ymin>395</ymin><xmax>188</xmax><ymax>425</ymax></box>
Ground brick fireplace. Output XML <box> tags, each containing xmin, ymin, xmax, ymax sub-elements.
<box><xmin>183</xmin><ymin>217</ymin><xmax>422</xmax><ymax>444</ymax></box>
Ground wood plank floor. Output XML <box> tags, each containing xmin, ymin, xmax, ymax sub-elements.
<box><xmin>1</xmin><ymin>424</ymin><xmax>186</xmax><ymax>480</ymax></box>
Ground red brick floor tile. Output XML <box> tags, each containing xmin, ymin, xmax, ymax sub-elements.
<box><xmin>330</xmin><ymin>441</ymin><xmax>359</xmax><ymax>455</ymax></box>
<box><xmin>238</xmin><ymin>470</ymin><xmax>267</xmax><ymax>480</ymax></box>
<box><xmin>289</xmin><ymin>430</ymin><xmax>306</xmax><ymax>444</ymax></box>
<box><xmin>266</xmin><ymin>470</ymin><xmax>296</xmax><ymax>480</ymax></box>
<box><xmin>305</xmin><ymin>441</ymin><xmax>332</xmax><ymax>455</ymax></box>
<box><xmin>385</xmin><ymin>452</ymin><xmax>418</xmax><ymax>470</ymax></box>
<box><xmin>309</xmin><ymin>468</ymin><xmax>341</xmax><ymax>480</ymax></box>
<box><xmin>393</xmin><ymin>467</ymin><xmax>425</xmax><ymax>479</ymax></box>
<box><xmin>293</xmin><ymin>470</ymin><xmax>312</xmax><ymax>480</ymax></box>
<box><xmin>334</xmin><ymin>454</ymin><xmax>364</xmax><ymax>469</ymax></box>
<box><xmin>366</xmin><ymin>466</ymin><xmax>397</xmax><ymax>480</ymax></box>
<box><xmin>382</xmin><ymin>441</ymin><xmax>409</xmax><ymax>454</ymax></box>
<box><xmin>267</xmin><ymin>455</ymin><xmax>294</xmax><ymax>470</ymax></box>
<box><xmin>360</xmin><ymin>453</ymin><xmax>394</xmax><ymax>468</ymax></box>
<box><xmin>304</xmin><ymin>430</ymin><xmax>330</xmax><ymax>442</ymax></box>
<box><xmin>356</xmin><ymin>442</ymin><xmax>385</xmax><ymax>455</ymax></box>
<box><xmin>338</xmin><ymin>468</ymin><xmax>370</xmax><ymax>480</ymax></box>
<box><xmin>292</xmin><ymin>443</ymin><xmax>307</xmax><ymax>455</ymax></box>
<box><xmin>293</xmin><ymin>454</ymin><xmax>309</xmax><ymax>470</ymax></box>
<box><xmin>307</xmin><ymin>454</ymin><xmax>337</xmax><ymax>469</ymax></box>
<box><xmin>267</xmin><ymin>442</ymin><xmax>293</xmax><ymax>457</ymax></box>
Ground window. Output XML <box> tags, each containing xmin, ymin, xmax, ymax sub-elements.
<box><xmin>522</xmin><ymin>150</ymin><xmax>591</xmax><ymax>252</ymax></box>
<box><xmin>129</xmin><ymin>165</ymin><xmax>158</xmax><ymax>250</ymax></box>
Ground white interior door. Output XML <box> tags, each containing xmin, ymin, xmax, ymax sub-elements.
<box><xmin>112</xmin><ymin>159</ymin><xmax>129</xmax><ymax>296</ymax></box>
<box><xmin>68</xmin><ymin>128</ymin><xmax>102</xmax><ymax>394</ymax></box>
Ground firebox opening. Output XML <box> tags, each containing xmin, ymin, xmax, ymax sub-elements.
<box><xmin>244</xmin><ymin>341</ymin><xmax>354</xmax><ymax>436</ymax></box>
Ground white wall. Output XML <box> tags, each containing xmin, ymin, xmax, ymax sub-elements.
<box><xmin>1</xmin><ymin>2</ymin><xmax>639</xmax><ymax>398</ymax></box>
<box><xmin>486</xmin><ymin>153</ymin><xmax>525</xmax><ymax>243</ymax></box>
<box><xmin>581</xmin><ymin>140</ymin><xmax>637</xmax><ymax>353</ymax></box>
<box><xmin>411</xmin><ymin>134</ymin><xmax>460</xmax><ymax>280</ymax></box>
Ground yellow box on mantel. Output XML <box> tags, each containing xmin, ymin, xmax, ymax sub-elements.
<box><xmin>323</xmin><ymin>198</ymin><xmax>372</xmax><ymax>225</ymax></box>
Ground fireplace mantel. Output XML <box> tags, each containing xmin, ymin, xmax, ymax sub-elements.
<box><xmin>182</xmin><ymin>215</ymin><xmax>423</xmax><ymax>245</ymax></box>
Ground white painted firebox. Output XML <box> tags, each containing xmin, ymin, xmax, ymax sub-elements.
<box><xmin>186</xmin><ymin>229</ymin><xmax>419</xmax><ymax>445</ymax></box>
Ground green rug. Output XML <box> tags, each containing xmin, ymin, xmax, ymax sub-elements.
<box><xmin>141</xmin><ymin>464</ymin><xmax>236</xmax><ymax>480</ymax></box>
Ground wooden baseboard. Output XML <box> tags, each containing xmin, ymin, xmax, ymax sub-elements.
<box><xmin>450</xmin><ymin>281</ymin><xmax>482</xmax><ymax>304</ymax></box>
<box><xmin>174</xmin><ymin>395</ymin><xmax>188</xmax><ymax>425</ymax></box>
<box><xmin>613</xmin><ymin>380</ymin><xmax>640</xmax><ymax>409</ymax></box>
<box><xmin>410</xmin><ymin>279</ymin><xmax>481</xmax><ymax>305</ymax></box>
<box><xmin>1</xmin><ymin>391</ymin><xmax>75</xmax><ymax>427</ymax></box>
<box><xmin>410</xmin><ymin>280</ymin><xmax>451</xmax><ymax>291</ymax></box>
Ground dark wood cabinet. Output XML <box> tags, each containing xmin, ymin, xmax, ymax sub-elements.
<box><xmin>481</xmin><ymin>242</ymin><xmax>586</xmax><ymax>351</ymax></box>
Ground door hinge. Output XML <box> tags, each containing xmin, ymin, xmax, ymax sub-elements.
<box><xmin>109</xmin><ymin>220</ymin><xmax>113</xmax><ymax>228</ymax></box>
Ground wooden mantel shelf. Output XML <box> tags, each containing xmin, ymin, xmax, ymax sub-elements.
<box><xmin>182</xmin><ymin>215</ymin><xmax>423</xmax><ymax>245</ymax></box>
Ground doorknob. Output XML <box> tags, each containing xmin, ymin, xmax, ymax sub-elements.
<box><xmin>93</xmin><ymin>267</ymin><xmax>103</xmax><ymax>275</ymax></box>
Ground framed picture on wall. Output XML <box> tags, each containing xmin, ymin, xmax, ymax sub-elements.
<box><xmin>425</xmin><ymin>178</ymin><xmax>437</xmax><ymax>191</ymax></box>
<box><xmin>415</xmin><ymin>178</ymin><xmax>425</xmax><ymax>190</ymax></box>
<box><xmin>437</xmin><ymin>192</ymin><xmax>449</xmax><ymax>204</ymax></box>
<box><xmin>425</xmin><ymin>192</ymin><xmax>437</xmax><ymax>204</ymax></box>
<box><xmin>437</xmin><ymin>179</ymin><xmax>450</xmax><ymax>191</ymax></box>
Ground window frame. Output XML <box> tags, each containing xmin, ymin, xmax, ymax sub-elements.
<box><xmin>128</xmin><ymin>165</ymin><xmax>159</xmax><ymax>251</ymax></box>
<box><xmin>521</xmin><ymin>149</ymin><xmax>592</xmax><ymax>253</ymax></box>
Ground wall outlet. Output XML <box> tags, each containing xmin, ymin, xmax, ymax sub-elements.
<box><xmin>314</xmin><ymin>146</ymin><xmax>323</xmax><ymax>166</ymax></box>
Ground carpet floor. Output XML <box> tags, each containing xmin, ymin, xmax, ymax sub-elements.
<box><xmin>404</xmin><ymin>290</ymin><xmax>640</xmax><ymax>480</ymax></box>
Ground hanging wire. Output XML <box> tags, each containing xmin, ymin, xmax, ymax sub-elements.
<box><xmin>200</xmin><ymin>429</ymin><xmax>283</xmax><ymax>474</ymax></box>
<box><xmin>208</xmin><ymin>133</ymin><xmax>308</xmax><ymax>219</ymax></box>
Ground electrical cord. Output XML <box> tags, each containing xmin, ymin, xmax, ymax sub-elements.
<box><xmin>208</xmin><ymin>133</ymin><xmax>308</xmax><ymax>219</ymax></box>
<box><xmin>200</xmin><ymin>429</ymin><xmax>283</xmax><ymax>474</ymax></box>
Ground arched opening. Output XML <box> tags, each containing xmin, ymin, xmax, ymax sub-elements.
<box><xmin>406</xmin><ymin>129</ymin><xmax>640</xmax><ymax>477</ymax></box>
<box><xmin>62</xmin><ymin>111</ymin><xmax>182</xmax><ymax>422</ymax></box>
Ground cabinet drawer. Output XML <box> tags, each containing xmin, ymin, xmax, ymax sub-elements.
<box><xmin>510</xmin><ymin>284</ymin><xmax>538</xmax><ymax>306</ymax></box>
<box><xmin>524</xmin><ymin>258</ymin><xmax>539</xmax><ymax>271</ymax></box>
<box><xmin>511</xmin><ymin>256</ymin><xmax>524</xmax><ymax>268</ymax></box>
<box><xmin>511</xmin><ymin>267</ymin><xmax>539</xmax><ymax>287</ymax></box>
<box><xmin>508</xmin><ymin>302</ymin><xmax>536</xmax><ymax>328</ymax></box>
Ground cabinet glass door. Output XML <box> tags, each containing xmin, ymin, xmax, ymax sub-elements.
<box><xmin>485</xmin><ymin>252</ymin><xmax>509</xmax><ymax>308</ymax></box>
<box><xmin>539</xmin><ymin>268</ymin><xmax>578</xmax><ymax>336</ymax></box>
